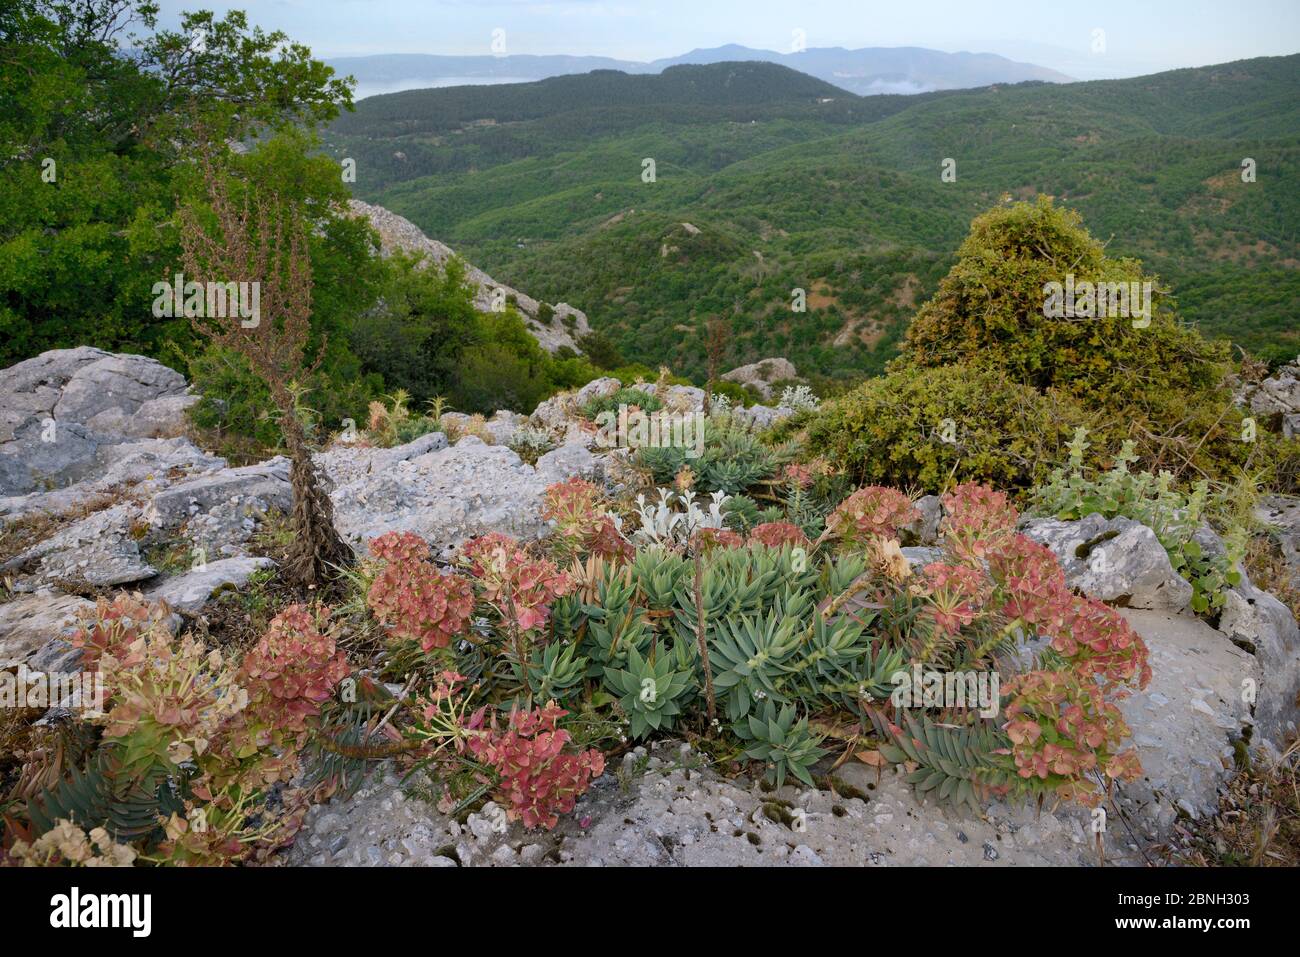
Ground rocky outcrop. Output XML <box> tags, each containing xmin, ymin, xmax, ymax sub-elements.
<box><xmin>144</xmin><ymin>557</ymin><xmax>277</xmax><ymax>615</ymax></box>
<box><xmin>286</xmin><ymin>740</ymin><xmax>1104</xmax><ymax>868</ymax></box>
<box><xmin>4</xmin><ymin>347</ymin><xmax>1299</xmax><ymax>867</ymax></box>
<box><xmin>1114</xmin><ymin>609</ymin><xmax>1256</xmax><ymax>835</ymax></box>
<box><xmin>721</xmin><ymin>357</ymin><xmax>798</xmax><ymax>401</ymax></box>
<box><xmin>1020</xmin><ymin>512</ymin><xmax>1300</xmax><ymax>750</ymax></box>
<box><xmin>0</xmin><ymin>348</ymin><xmax>200</xmax><ymax>499</ymax></box>
<box><xmin>1240</xmin><ymin>359</ymin><xmax>1300</xmax><ymax>438</ymax></box>
<box><xmin>1258</xmin><ymin>495</ymin><xmax>1300</xmax><ymax>588</ymax></box>
<box><xmin>329</xmin><ymin>434</ymin><xmax>601</xmax><ymax>558</ymax></box>
<box><xmin>348</xmin><ymin>199</ymin><xmax>591</xmax><ymax>355</ymax></box>
<box><xmin>0</xmin><ymin>592</ymin><xmax>95</xmax><ymax>672</ymax></box>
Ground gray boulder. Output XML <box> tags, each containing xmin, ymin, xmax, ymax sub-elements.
<box><xmin>655</xmin><ymin>384</ymin><xmax>706</xmax><ymax>412</ymax></box>
<box><xmin>902</xmin><ymin>546</ymin><xmax>943</xmax><ymax>570</ymax></box>
<box><xmin>721</xmin><ymin>358</ymin><xmax>798</xmax><ymax>401</ymax></box>
<box><xmin>0</xmin><ymin>348</ymin><xmax>193</xmax><ymax>497</ymax></box>
<box><xmin>729</xmin><ymin>403</ymin><xmax>791</xmax><ymax>431</ymax></box>
<box><xmin>484</xmin><ymin>411</ymin><xmax>528</xmax><ymax>446</ymax></box>
<box><xmin>330</xmin><ymin>436</ymin><xmax>549</xmax><ymax>558</ymax></box>
<box><xmin>574</xmin><ymin>377</ymin><xmax>621</xmax><ymax>406</ymax></box>
<box><xmin>1020</xmin><ymin>514</ymin><xmax>1192</xmax><ymax>611</ymax></box>
<box><xmin>1183</xmin><ymin>520</ymin><xmax>1300</xmax><ymax>747</ymax></box>
<box><xmin>901</xmin><ymin>495</ymin><xmax>944</xmax><ymax>546</ymax></box>
<box><xmin>535</xmin><ymin>442</ymin><xmax>603</xmax><ymax>486</ymax></box>
<box><xmin>1217</xmin><ymin>577</ymin><xmax>1300</xmax><ymax>747</ymax></box>
<box><xmin>1257</xmin><ymin>495</ymin><xmax>1300</xmax><ymax>587</ymax></box>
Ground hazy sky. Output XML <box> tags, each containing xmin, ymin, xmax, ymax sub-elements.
<box><xmin>155</xmin><ymin>0</ymin><xmax>1300</xmax><ymax>79</ymax></box>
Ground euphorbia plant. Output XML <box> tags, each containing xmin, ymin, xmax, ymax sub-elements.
<box><xmin>541</xmin><ymin>477</ymin><xmax>630</xmax><ymax>565</ymax></box>
<box><xmin>458</xmin><ymin>532</ymin><xmax>574</xmax><ymax>660</ymax></box>
<box><xmin>1000</xmin><ymin>669</ymin><xmax>1141</xmax><ymax>806</ymax></box>
<box><xmin>18</xmin><ymin>600</ymin><xmax>355</xmax><ymax>866</ymax></box>
<box><xmin>824</xmin><ymin>485</ymin><xmax>919</xmax><ymax>548</ymax></box>
<box><xmin>367</xmin><ymin>530</ymin><xmax>475</xmax><ymax>651</ymax></box>
<box><xmin>462</xmin><ymin>701</ymin><xmax>605</xmax><ymax>830</ymax></box>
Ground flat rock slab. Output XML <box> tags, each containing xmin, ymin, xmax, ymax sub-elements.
<box><xmin>0</xmin><ymin>437</ymin><xmax>223</xmax><ymax>522</ymax></box>
<box><xmin>4</xmin><ymin>502</ymin><xmax>155</xmax><ymax>589</ymax></box>
<box><xmin>144</xmin><ymin>459</ymin><xmax>292</xmax><ymax>530</ymax></box>
<box><xmin>144</xmin><ymin>557</ymin><xmax>277</xmax><ymax>615</ymax></box>
<box><xmin>1116</xmin><ymin>608</ymin><xmax>1256</xmax><ymax>838</ymax></box>
<box><xmin>283</xmin><ymin>743</ymin><xmax>1107</xmax><ymax>868</ymax></box>
<box><xmin>314</xmin><ymin>431</ymin><xmax>447</xmax><ymax>489</ymax></box>
<box><xmin>0</xmin><ymin>591</ymin><xmax>94</xmax><ymax>671</ymax></box>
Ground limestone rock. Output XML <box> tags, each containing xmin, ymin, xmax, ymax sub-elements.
<box><xmin>901</xmin><ymin>494</ymin><xmax>943</xmax><ymax>546</ymax></box>
<box><xmin>315</xmin><ymin>431</ymin><xmax>447</xmax><ymax>489</ymax></box>
<box><xmin>0</xmin><ymin>348</ymin><xmax>193</xmax><ymax>497</ymax></box>
<box><xmin>729</xmin><ymin>403</ymin><xmax>791</xmax><ymax>431</ymax></box>
<box><xmin>0</xmin><ymin>437</ymin><xmax>224</xmax><ymax>522</ymax></box>
<box><xmin>534</xmin><ymin>443</ymin><xmax>602</xmax><ymax>486</ymax></box>
<box><xmin>1020</xmin><ymin>514</ymin><xmax>1193</xmax><ymax>611</ymax></box>
<box><xmin>3</xmin><ymin>502</ymin><xmax>155</xmax><ymax>589</ymax></box>
<box><xmin>1217</xmin><ymin>577</ymin><xmax>1300</xmax><ymax>747</ymax></box>
<box><xmin>1115</xmin><ymin>609</ymin><xmax>1257</xmax><ymax>837</ymax></box>
<box><xmin>574</xmin><ymin>377</ymin><xmax>621</xmax><ymax>406</ymax></box>
<box><xmin>144</xmin><ymin>557</ymin><xmax>277</xmax><ymax>615</ymax></box>
<box><xmin>144</xmin><ymin>459</ymin><xmax>292</xmax><ymax>531</ymax></box>
<box><xmin>0</xmin><ymin>591</ymin><xmax>94</xmax><ymax>671</ymax></box>
<box><xmin>330</xmin><ymin>436</ymin><xmax>549</xmax><ymax>557</ymax></box>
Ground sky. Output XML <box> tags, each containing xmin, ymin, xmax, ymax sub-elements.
<box><xmin>154</xmin><ymin>0</ymin><xmax>1300</xmax><ymax>80</ymax></box>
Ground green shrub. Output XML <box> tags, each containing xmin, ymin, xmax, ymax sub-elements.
<box><xmin>898</xmin><ymin>196</ymin><xmax>1249</xmax><ymax>479</ymax></box>
<box><xmin>709</xmin><ymin>379</ymin><xmax>758</xmax><ymax>408</ymax></box>
<box><xmin>583</xmin><ymin>387</ymin><xmax>663</xmax><ymax>419</ymax></box>
<box><xmin>637</xmin><ymin>413</ymin><xmax>799</xmax><ymax>495</ymax></box>
<box><xmin>575</xmin><ymin>331</ymin><xmax>624</xmax><ymax>370</ymax></box>
<box><xmin>807</xmin><ymin>362</ymin><xmax>1090</xmax><ymax>493</ymax></box>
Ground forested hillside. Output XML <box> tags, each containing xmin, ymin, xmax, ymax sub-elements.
<box><xmin>328</xmin><ymin>56</ymin><xmax>1300</xmax><ymax>382</ymax></box>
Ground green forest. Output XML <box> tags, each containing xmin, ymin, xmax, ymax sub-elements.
<box><xmin>329</xmin><ymin>57</ymin><xmax>1300</xmax><ymax>382</ymax></box>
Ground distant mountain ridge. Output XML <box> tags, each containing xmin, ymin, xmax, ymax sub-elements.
<box><xmin>327</xmin><ymin>44</ymin><xmax>1072</xmax><ymax>99</ymax></box>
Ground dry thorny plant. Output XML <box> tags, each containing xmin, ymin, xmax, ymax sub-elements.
<box><xmin>177</xmin><ymin>144</ymin><xmax>351</xmax><ymax>589</ymax></box>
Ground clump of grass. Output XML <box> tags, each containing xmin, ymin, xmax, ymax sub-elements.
<box><xmin>1176</xmin><ymin>739</ymin><xmax>1300</xmax><ymax>866</ymax></box>
<box><xmin>1244</xmin><ymin>533</ymin><xmax>1300</xmax><ymax>622</ymax></box>
<box><xmin>198</xmin><ymin>567</ymin><xmax>293</xmax><ymax>651</ymax></box>
<box><xmin>143</xmin><ymin>537</ymin><xmax>196</xmax><ymax>577</ymax></box>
